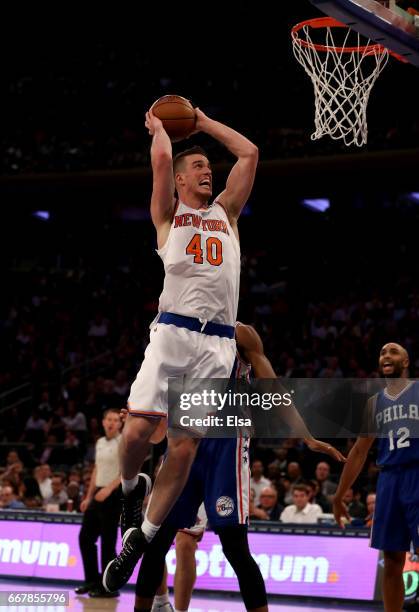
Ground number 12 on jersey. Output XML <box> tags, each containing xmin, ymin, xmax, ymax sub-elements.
<box><xmin>388</xmin><ymin>427</ymin><xmax>410</xmax><ymax>450</ymax></box>
<box><xmin>186</xmin><ymin>234</ymin><xmax>223</xmax><ymax>266</ymax></box>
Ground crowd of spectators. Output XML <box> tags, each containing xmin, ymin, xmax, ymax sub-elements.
<box><xmin>249</xmin><ymin>454</ymin><xmax>377</xmax><ymax>526</ymax></box>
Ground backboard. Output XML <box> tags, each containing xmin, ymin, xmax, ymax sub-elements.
<box><xmin>309</xmin><ymin>0</ymin><xmax>419</xmax><ymax>65</ymax></box>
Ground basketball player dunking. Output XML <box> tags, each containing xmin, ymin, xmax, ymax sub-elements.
<box><xmin>333</xmin><ymin>343</ymin><xmax>419</xmax><ymax>612</ymax></box>
<box><xmin>103</xmin><ymin>107</ymin><xmax>259</xmax><ymax>593</ymax></box>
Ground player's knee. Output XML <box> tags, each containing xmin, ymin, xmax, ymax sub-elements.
<box><xmin>123</xmin><ymin>414</ymin><xmax>158</xmax><ymax>445</ymax></box>
<box><xmin>175</xmin><ymin>531</ymin><xmax>198</xmax><ymax>559</ymax></box>
<box><xmin>218</xmin><ymin>525</ymin><xmax>249</xmax><ymax>559</ymax></box>
<box><xmin>383</xmin><ymin>551</ymin><xmax>406</xmax><ymax>576</ymax></box>
<box><xmin>167</xmin><ymin>438</ymin><xmax>198</xmax><ymax>470</ymax></box>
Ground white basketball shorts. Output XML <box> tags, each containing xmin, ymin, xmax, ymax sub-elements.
<box><xmin>127</xmin><ymin>322</ymin><xmax>236</xmax><ymax>443</ymax></box>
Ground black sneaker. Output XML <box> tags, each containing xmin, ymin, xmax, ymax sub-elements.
<box><xmin>120</xmin><ymin>473</ymin><xmax>152</xmax><ymax>537</ymax></box>
<box><xmin>102</xmin><ymin>527</ymin><xmax>147</xmax><ymax>592</ymax></box>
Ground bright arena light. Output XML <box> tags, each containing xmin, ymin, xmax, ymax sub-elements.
<box><xmin>301</xmin><ymin>198</ymin><xmax>330</xmax><ymax>213</ymax></box>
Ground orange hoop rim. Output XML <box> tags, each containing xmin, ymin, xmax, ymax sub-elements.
<box><xmin>291</xmin><ymin>16</ymin><xmax>388</xmax><ymax>55</ymax></box>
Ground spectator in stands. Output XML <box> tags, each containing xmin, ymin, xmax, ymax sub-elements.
<box><xmin>306</xmin><ymin>478</ymin><xmax>330</xmax><ymax>512</ymax></box>
<box><xmin>250</xmin><ymin>459</ymin><xmax>271</xmax><ymax>506</ymax></box>
<box><xmin>5</xmin><ymin>450</ymin><xmax>21</xmax><ymax>466</ymax></box>
<box><xmin>365</xmin><ymin>492</ymin><xmax>376</xmax><ymax>528</ymax></box>
<box><xmin>257</xmin><ymin>486</ymin><xmax>283</xmax><ymax>521</ymax></box>
<box><xmin>39</xmin><ymin>434</ymin><xmax>61</xmax><ymax>465</ymax></box>
<box><xmin>38</xmin><ymin>390</ymin><xmax>53</xmax><ymax>419</ymax></box>
<box><xmin>61</xmin><ymin>430</ymin><xmax>82</xmax><ymax>465</ymax></box>
<box><xmin>342</xmin><ymin>487</ymin><xmax>367</xmax><ymax>519</ymax></box>
<box><xmin>249</xmin><ymin>488</ymin><xmax>269</xmax><ymax>520</ymax></box>
<box><xmin>68</xmin><ymin>469</ymin><xmax>82</xmax><ymax>485</ymax></box>
<box><xmin>67</xmin><ymin>481</ymin><xmax>81</xmax><ymax>512</ymax></box>
<box><xmin>62</xmin><ymin>400</ymin><xmax>87</xmax><ymax>443</ymax></box>
<box><xmin>34</xmin><ymin>464</ymin><xmax>53</xmax><ymax>499</ymax></box>
<box><xmin>45</xmin><ymin>405</ymin><xmax>66</xmax><ymax>442</ymax></box>
<box><xmin>23</xmin><ymin>408</ymin><xmax>47</xmax><ymax>446</ymax></box>
<box><xmin>88</xmin><ymin>313</ymin><xmax>109</xmax><ymax>338</ymax></box>
<box><xmin>1</xmin><ymin>460</ymin><xmax>24</xmax><ymax>489</ymax></box>
<box><xmin>280</xmin><ymin>484</ymin><xmax>323</xmax><ymax>524</ymax></box>
<box><xmin>81</xmin><ymin>466</ymin><xmax>94</xmax><ymax>499</ymax></box>
<box><xmin>113</xmin><ymin>370</ymin><xmax>129</xmax><ymax>400</ymax></box>
<box><xmin>284</xmin><ymin>461</ymin><xmax>303</xmax><ymax>504</ymax></box>
<box><xmin>44</xmin><ymin>473</ymin><xmax>68</xmax><ymax>510</ymax></box>
<box><xmin>315</xmin><ymin>461</ymin><xmax>337</xmax><ymax>498</ymax></box>
<box><xmin>20</xmin><ymin>477</ymin><xmax>43</xmax><ymax>509</ymax></box>
<box><xmin>0</xmin><ymin>484</ymin><xmax>26</xmax><ymax>509</ymax></box>
<box><xmin>268</xmin><ymin>447</ymin><xmax>288</xmax><ymax>473</ymax></box>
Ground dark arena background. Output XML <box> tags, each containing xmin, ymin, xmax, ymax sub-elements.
<box><xmin>1</xmin><ymin>2</ymin><xmax>419</xmax><ymax>611</ymax></box>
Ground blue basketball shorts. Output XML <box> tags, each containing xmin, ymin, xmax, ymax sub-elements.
<box><xmin>371</xmin><ymin>463</ymin><xmax>419</xmax><ymax>552</ymax></box>
<box><xmin>166</xmin><ymin>435</ymin><xmax>250</xmax><ymax>532</ymax></box>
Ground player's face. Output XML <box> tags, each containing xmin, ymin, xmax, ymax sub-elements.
<box><xmin>378</xmin><ymin>343</ymin><xmax>408</xmax><ymax>378</ymax></box>
<box><xmin>182</xmin><ymin>155</ymin><xmax>212</xmax><ymax>198</ymax></box>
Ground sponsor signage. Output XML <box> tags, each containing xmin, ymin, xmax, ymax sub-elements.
<box><xmin>0</xmin><ymin>521</ymin><xmax>380</xmax><ymax>600</ymax></box>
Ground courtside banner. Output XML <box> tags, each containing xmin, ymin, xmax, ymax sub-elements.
<box><xmin>168</xmin><ymin>377</ymin><xmax>419</xmax><ymax>438</ymax></box>
<box><xmin>0</xmin><ymin>520</ymin><xmax>380</xmax><ymax>600</ymax></box>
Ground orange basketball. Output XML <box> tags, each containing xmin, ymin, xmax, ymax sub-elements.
<box><xmin>151</xmin><ymin>95</ymin><xmax>196</xmax><ymax>141</ymax></box>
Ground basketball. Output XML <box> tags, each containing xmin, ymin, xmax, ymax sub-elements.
<box><xmin>151</xmin><ymin>95</ymin><xmax>196</xmax><ymax>141</ymax></box>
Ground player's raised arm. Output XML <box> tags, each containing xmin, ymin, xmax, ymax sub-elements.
<box><xmin>146</xmin><ymin>109</ymin><xmax>176</xmax><ymax>246</ymax></box>
<box><xmin>236</xmin><ymin>324</ymin><xmax>345</xmax><ymax>463</ymax></box>
<box><xmin>194</xmin><ymin>109</ymin><xmax>258</xmax><ymax>221</ymax></box>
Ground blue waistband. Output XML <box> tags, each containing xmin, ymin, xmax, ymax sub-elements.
<box><xmin>158</xmin><ymin>312</ymin><xmax>235</xmax><ymax>339</ymax></box>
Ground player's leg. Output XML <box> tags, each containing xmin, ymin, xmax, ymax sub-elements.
<box><xmin>382</xmin><ymin>550</ymin><xmax>406</xmax><ymax>611</ymax></box>
<box><xmin>134</xmin><ymin>523</ymin><xmax>178</xmax><ymax>612</ymax></box>
<box><xmin>144</xmin><ymin>327</ymin><xmax>236</xmax><ymax>532</ymax></box>
<box><xmin>204</xmin><ymin>437</ymin><xmax>267</xmax><ymax>611</ymax></box>
<box><xmin>217</xmin><ymin>525</ymin><xmax>268</xmax><ymax>612</ymax></box>
<box><xmin>151</xmin><ymin>564</ymin><xmax>174</xmax><ymax>611</ymax></box>
<box><xmin>120</xmin><ymin>415</ymin><xmax>157</xmax><ymax>482</ymax></box>
<box><xmin>119</xmin><ymin>418</ymin><xmax>154</xmax><ymax>537</ymax></box>
<box><xmin>143</xmin><ymin>436</ymin><xmax>200</xmax><ymax>532</ymax></box>
<box><xmin>104</xmin><ymin>328</ymin><xmax>233</xmax><ymax>593</ymax></box>
<box><xmin>372</xmin><ymin>468</ymin><xmax>413</xmax><ymax>611</ymax></box>
<box><xmin>119</xmin><ymin>327</ymin><xmax>171</xmax><ymax>536</ymax></box>
<box><xmin>103</xmin><ymin>437</ymin><xmax>200</xmax><ymax>593</ymax></box>
<box><xmin>173</xmin><ymin>531</ymin><xmax>199</xmax><ymax>611</ymax></box>
<box><xmin>402</xmin><ymin>465</ymin><xmax>419</xmax><ymax>610</ymax></box>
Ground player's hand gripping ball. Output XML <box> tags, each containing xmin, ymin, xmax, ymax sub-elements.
<box><xmin>151</xmin><ymin>95</ymin><xmax>196</xmax><ymax>141</ymax></box>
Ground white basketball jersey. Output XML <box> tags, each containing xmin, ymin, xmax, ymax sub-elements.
<box><xmin>157</xmin><ymin>200</ymin><xmax>240</xmax><ymax>326</ymax></box>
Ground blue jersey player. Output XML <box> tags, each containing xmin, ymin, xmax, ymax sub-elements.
<box><xmin>333</xmin><ymin>343</ymin><xmax>419</xmax><ymax>612</ymax></box>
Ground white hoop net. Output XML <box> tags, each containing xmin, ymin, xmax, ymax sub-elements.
<box><xmin>292</xmin><ymin>21</ymin><xmax>390</xmax><ymax>147</ymax></box>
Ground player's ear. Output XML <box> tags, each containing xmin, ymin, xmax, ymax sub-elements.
<box><xmin>175</xmin><ymin>172</ymin><xmax>185</xmax><ymax>186</ymax></box>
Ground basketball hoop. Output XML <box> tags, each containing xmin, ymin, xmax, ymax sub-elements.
<box><xmin>291</xmin><ymin>17</ymin><xmax>391</xmax><ymax>147</ymax></box>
